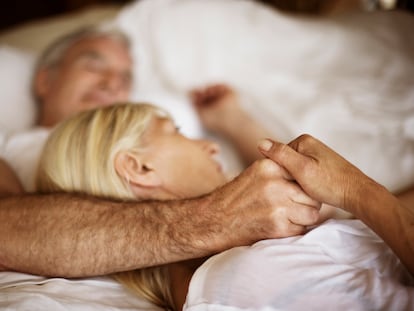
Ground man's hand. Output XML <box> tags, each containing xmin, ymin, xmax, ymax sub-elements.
<box><xmin>257</xmin><ymin>134</ymin><xmax>373</xmax><ymax>213</ymax></box>
<box><xmin>206</xmin><ymin>157</ymin><xmax>321</xmax><ymax>250</ymax></box>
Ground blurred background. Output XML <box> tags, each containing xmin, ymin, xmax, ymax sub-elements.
<box><xmin>0</xmin><ymin>0</ymin><xmax>412</xmax><ymax>32</ymax></box>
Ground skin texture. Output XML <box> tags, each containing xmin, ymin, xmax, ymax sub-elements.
<box><xmin>258</xmin><ymin>135</ymin><xmax>414</xmax><ymax>276</ymax></box>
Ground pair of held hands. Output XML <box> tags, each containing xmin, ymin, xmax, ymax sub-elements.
<box><xmin>211</xmin><ymin>133</ymin><xmax>365</xmax><ymax>243</ymax></box>
<box><xmin>190</xmin><ymin>84</ymin><xmax>364</xmax><ymax>238</ymax></box>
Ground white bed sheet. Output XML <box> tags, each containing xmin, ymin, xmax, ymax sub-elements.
<box><xmin>184</xmin><ymin>219</ymin><xmax>414</xmax><ymax>311</ymax></box>
<box><xmin>0</xmin><ymin>272</ymin><xmax>162</xmax><ymax>311</ymax></box>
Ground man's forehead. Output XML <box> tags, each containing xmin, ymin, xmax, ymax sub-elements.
<box><xmin>64</xmin><ymin>36</ymin><xmax>131</xmax><ymax>60</ymax></box>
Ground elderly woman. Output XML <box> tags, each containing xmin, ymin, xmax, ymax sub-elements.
<box><xmin>36</xmin><ymin>103</ymin><xmax>413</xmax><ymax>311</ymax></box>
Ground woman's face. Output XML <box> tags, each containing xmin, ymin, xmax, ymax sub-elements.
<box><xmin>139</xmin><ymin>116</ymin><xmax>227</xmax><ymax>199</ymax></box>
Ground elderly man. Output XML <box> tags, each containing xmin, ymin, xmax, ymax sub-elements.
<box><xmin>0</xmin><ymin>26</ymin><xmax>320</xmax><ymax>277</ymax></box>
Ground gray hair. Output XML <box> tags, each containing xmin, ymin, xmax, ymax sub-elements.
<box><xmin>36</xmin><ymin>25</ymin><xmax>131</xmax><ymax>70</ymax></box>
<box><xmin>32</xmin><ymin>25</ymin><xmax>131</xmax><ymax>106</ymax></box>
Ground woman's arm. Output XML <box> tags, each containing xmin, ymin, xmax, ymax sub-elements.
<box><xmin>259</xmin><ymin>135</ymin><xmax>414</xmax><ymax>275</ymax></box>
<box><xmin>191</xmin><ymin>84</ymin><xmax>272</xmax><ymax>165</ymax></box>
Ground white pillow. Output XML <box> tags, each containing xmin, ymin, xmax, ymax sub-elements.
<box><xmin>0</xmin><ymin>46</ymin><xmax>36</xmax><ymax>133</ymax></box>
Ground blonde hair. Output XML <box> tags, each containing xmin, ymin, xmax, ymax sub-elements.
<box><xmin>36</xmin><ymin>103</ymin><xmax>175</xmax><ymax>310</ymax></box>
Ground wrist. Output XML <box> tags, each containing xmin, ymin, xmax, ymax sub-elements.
<box><xmin>344</xmin><ymin>175</ymin><xmax>393</xmax><ymax>217</ymax></box>
<box><xmin>219</xmin><ymin>110</ymin><xmax>253</xmax><ymax>139</ymax></box>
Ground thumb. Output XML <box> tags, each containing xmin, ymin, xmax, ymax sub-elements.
<box><xmin>257</xmin><ymin>139</ymin><xmax>306</xmax><ymax>180</ymax></box>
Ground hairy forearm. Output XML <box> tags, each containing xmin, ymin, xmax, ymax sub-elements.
<box><xmin>395</xmin><ymin>185</ymin><xmax>414</xmax><ymax>207</ymax></box>
<box><xmin>0</xmin><ymin>193</ymin><xmax>227</xmax><ymax>277</ymax></box>
<box><xmin>347</xmin><ymin>179</ymin><xmax>414</xmax><ymax>275</ymax></box>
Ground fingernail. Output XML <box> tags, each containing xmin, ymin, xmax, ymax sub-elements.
<box><xmin>258</xmin><ymin>139</ymin><xmax>273</xmax><ymax>151</ymax></box>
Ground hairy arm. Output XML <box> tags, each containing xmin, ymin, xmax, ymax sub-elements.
<box><xmin>396</xmin><ymin>185</ymin><xmax>414</xmax><ymax>207</ymax></box>
<box><xmin>0</xmin><ymin>158</ymin><xmax>320</xmax><ymax>278</ymax></box>
<box><xmin>259</xmin><ymin>135</ymin><xmax>414</xmax><ymax>275</ymax></box>
<box><xmin>0</xmin><ymin>193</ymin><xmax>220</xmax><ymax>277</ymax></box>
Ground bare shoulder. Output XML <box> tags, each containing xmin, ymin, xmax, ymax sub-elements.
<box><xmin>0</xmin><ymin>158</ymin><xmax>24</xmax><ymax>197</ymax></box>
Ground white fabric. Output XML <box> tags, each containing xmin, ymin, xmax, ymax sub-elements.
<box><xmin>184</xmin><ymin>219</ymin><xmax>414</xmax><ymax>311</ymax></box>
<box><xmin>0</xmin><ymin>46</ymin><xmax>37</xmax><ymax>133</ymax></box>
<box><xmin>0</xmin><ymin>273</ymin><xmax>162</xmax><ymax>311</ymax></box>
<box><xmin>115</xmin><ymin>0</ymin><xmax>414</xmax><ymax>191</ymax></box>
<box><xmin>0</xmin><ymin>128</ymin><xmax>50</xmax><ymax>192</ymax></box>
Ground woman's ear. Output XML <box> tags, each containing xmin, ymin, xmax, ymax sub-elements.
<box><xmin>114</xmin><ymin>151</ymin><xmax>162</xmax><ymax>188</ymax></box>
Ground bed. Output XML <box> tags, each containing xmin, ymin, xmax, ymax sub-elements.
<box><xmin>1</xmin><ymin>0</ymin><xmax>413</xmax><ymax>310</ymax></box>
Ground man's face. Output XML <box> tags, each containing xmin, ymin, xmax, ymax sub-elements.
<box><xmin>36</xmin><ymin>36</ymin><xmax>133</xmax><ymax>126</ymax></box>
<box><xmin>140</xmin><ymin>117</ymin><xmax>227</xmax><ymax>199</ymax></box>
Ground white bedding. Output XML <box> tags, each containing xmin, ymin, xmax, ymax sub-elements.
<box><xmin>0</xmin><ymin>273</ymin><xmax>162</xmax><ymax>311</ymax></box>
<box><xmin>184</xmin><ymin>220</ymin><xmax>414</xmax><ymax>311</ymax></box>
<box><xmin>0</xmin><ymin>0</ymin><xmax>414</xmax><ymax>310</ymax></box>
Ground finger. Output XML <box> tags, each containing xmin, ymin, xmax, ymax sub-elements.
<box><xmin>287</xmin><ymin>203</ymin><xmax>320</xmax><ymax>226</ymax></box>
<box><xmin>258</xmin><ymin>139</ymin><xmax>308</xmax><ymax>179</ymax></box>
<box><xmin>275</xmin><ymin>164</ymin><xmax>294</xmax><ymax>181</ymax></box>
<box><xmin>253</xmin><ymin>158</ymin><xmax>293</xmax><ymax>181</ymax></box>
<box><xmin>288</xmin><ymin>182</ymin><xmax>321</xmax><ymax>209</ymax></box>
<box><xmin>205</xmin><ymin>87</ymin><xmax>221</xmax><ymax>100</ymax></box>
<box><xmin>206</xmin><ymin>84</ymin><xmax>228</xmax><ymax>99</ymax></box>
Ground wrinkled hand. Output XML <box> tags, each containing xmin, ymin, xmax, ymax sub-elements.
<box><xmin>258</xmin><ymin>134</ymin><xmax>369</xmax><ymax>212</ymax></box>
<box><xmin>210</xmin><ymin>158</ymin><xmax>321</xmax><ymax>245</ymax></box>
<box><xmin>190</xmin><ymin>84</ymin><xmax>242</xmax><ymax>134</ymax></box>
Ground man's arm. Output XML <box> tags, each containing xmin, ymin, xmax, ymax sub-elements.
<box><xmin>0</xmin><ymin>158</ymin><xmax>320</xmax><ymax>277</ymax></box>
<box><xmin>396</xmin><ymin>185</ymin><xmax>414</xmax><ymax>207</ymax></box>
<box><xmin>259</xmin><ymin>135</ymin><xmax>414</xmax><ymax>275</ymax></box>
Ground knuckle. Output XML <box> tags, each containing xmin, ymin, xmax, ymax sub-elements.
<box><xmin>254</xmin><ymin>159</ymin><xmax>280</xmax><ymax>176</ymax></box>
